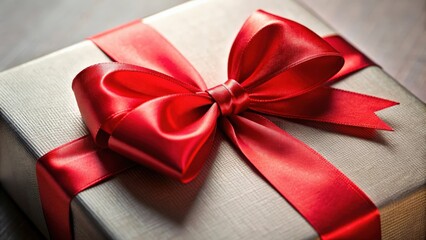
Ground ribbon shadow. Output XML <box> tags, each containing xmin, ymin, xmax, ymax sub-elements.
<box><xmin>112</xmin><ymin>139</ymin><xmax>219</xmax><ymax>224</ymax></box>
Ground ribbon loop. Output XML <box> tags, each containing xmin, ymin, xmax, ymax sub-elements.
<box><xmin>206</xmin><ymin>79</ymin><xmax>249</xmax><ymax>116</ymax></box>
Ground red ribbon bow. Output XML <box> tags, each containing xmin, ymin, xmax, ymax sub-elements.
<box><xmin>39</xmin><ymin>10</ymin><xmax>397</xmax><ymax>240</ymax></box>
<box><xmin>75</xmin><ymin>10</ymin><xmax>395</xmax><ymax>181</ymax></box>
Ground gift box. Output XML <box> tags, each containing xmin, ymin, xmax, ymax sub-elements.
<box><xmin>0</xmin><ymin>0</ymin><xmax>425</xmax><ymax>239</ymax></box>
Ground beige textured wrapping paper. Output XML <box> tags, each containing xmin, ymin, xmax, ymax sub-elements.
<box><xmin>0</xmin><ymin>0</ymin><xmax>425</xmax><ymax>239</ymax></box>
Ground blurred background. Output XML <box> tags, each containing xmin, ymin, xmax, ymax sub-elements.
<box><xmin>0</xmin><ymin>0</ymin><xmax>424</xmax><ymax>239</ymax></box>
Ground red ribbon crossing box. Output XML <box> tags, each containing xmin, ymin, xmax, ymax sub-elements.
<box><xmin>0</xmin><ymin>0</ymin><xmax>425</xmax><ymax>239</ymax></box>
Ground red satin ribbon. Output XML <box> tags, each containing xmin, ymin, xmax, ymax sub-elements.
<box><xmin>37</xmin><ymin>10</ymin><xmax>397</xmax><ymax>240</ymax></box>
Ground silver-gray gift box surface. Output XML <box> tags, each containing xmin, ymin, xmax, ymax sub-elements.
<box><xmin>0</xmin><ymin>0</ymin><xmax>425</xmax><ymax>239</ymax></box>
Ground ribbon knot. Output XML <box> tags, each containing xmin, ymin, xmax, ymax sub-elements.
<box><xmin>206</xmin><ymin>79</ymin><xmax>249</xmax><ymax>116</ymax></box>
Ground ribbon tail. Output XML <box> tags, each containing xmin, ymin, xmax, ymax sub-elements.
<box><xmin>251</xmin><ymin>86</ymin><xmax>398</xmax><ymax>130</ymax></box>
<box><xmin>221</xmin><ymin>112</ymin><xmax>381</xmax><ymax>240</ymax></box>
<box><xmin>36</xmin><ymin>136</ymin><xmax>135</xmax><ymax>240</ymax></box>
